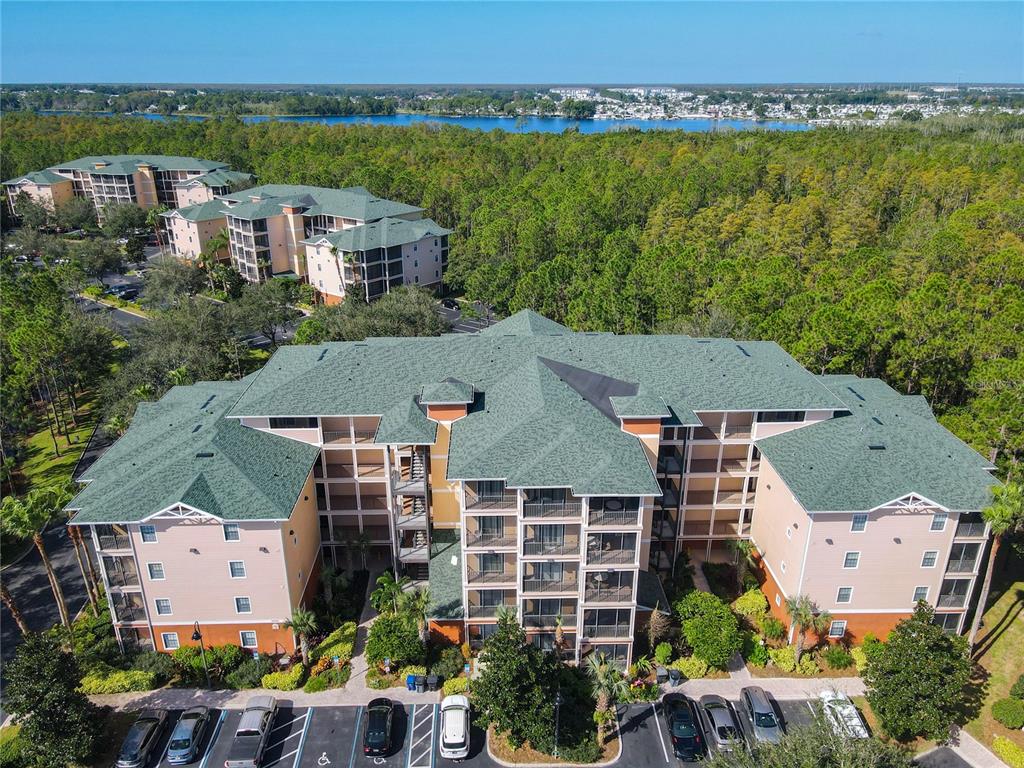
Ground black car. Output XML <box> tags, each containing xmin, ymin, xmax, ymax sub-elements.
<box><xmin>363</xmin><ymin>697</ymin><xmax>395</xmax><ymax>757</ymax></box>
<box><xmin>116</xmin><ymin>708</ymin><xmax>169</xmax><ymax>768</ymax></box>
<box><xmin>441</xmin><ymin>298</ymin><xmax>460</xmax><ymax>311</ymax></box>
<box><xmin>665</xmin><ymin>695</ymin><xmax>706</xmax><ymax>762</ymax></box>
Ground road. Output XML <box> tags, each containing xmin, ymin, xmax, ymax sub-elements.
<box><xmin>438</xmin><ymin>303</ymin><xmax>495</xmax><ymax>333</ymax></box>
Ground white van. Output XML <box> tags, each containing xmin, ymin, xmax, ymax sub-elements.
<box><xmin>439</xmin><ymin>694</ymin><xmax>471</xmax><ymax>760</ymax></box>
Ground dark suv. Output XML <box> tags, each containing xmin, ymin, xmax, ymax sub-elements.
<box><xmin>363</xmin><ymin>698</ymin><xmax>395</xmax><ymax>757</ymax></box>
<box><xmin>664</xmin><ymin>694</ymin><xmax>706</xmax><ymax>761</ymax></box>
<box><xmin>116</xmin><ymin>709</ymin><xmax>169</xmax><ymax>768</ymax></box>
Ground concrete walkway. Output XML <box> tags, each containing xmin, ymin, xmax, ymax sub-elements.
<box><xmin>942</xmin><ymin>728</ymin><xmax>1008</xmax><ymax>768</ymax></box>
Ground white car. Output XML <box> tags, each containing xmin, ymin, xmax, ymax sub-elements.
<box><xmin>818</xmin><ymin>690</ymin><xmax>869</xmax><ymax>738</ymax></box>
<box><xmin>439</xmin><ymin>694</ymin><xmax>471</xmax><ymax>760</ymax></box>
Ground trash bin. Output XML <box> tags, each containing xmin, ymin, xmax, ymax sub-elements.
<box><xmin>414</xmin><ymin>675</ymin><xmax>426</xmax><ymax>693</ymax></box>
<box><xmin>656</xmin><ymin>666</ymin><xmax>669</xmax><ymax>684</ymax></box>
<box><xmin>406</xmin><ymin>674</ymin><xmax>417</xmax><ymax>691</ymax></box>
<box><xmin>427</xmin><ymin>675</ymin><xmax>440</xmax><ymax>692</ymax></box>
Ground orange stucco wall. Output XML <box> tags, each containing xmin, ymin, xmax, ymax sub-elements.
<box><xmin>155</xmin><ymin>622</ymin><xmax>296</xmax><ymax>655</ymax></box>
<box><xmin>426</xmin><ymin>404</ymin><xmax>468</xmax><ymax>422</ymax></box>
<box><xmin>429</xmin><ymin>620</ymin><xmax>465</xmax><ymax>645</ymax></box>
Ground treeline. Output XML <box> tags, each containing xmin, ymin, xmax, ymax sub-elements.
<box><xmin>1</xmin><ymin>112</ymin><xmax>1021</xmax><ymax>475</ymax></box>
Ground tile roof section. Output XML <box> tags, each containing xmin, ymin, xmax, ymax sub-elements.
<box><xmin>428</xmin><ymin>529</ymin><xmax>464</xmax><ymax>620</ymax></box>
<box><xmin>374</xmin><ymin>398</ymin><xmax>437</xmax><ymax>445</ymax></box>
<box><xmin>173</xmin><ymin>169</ymin><xmax>254</xmax><ymax>189</ymax></box>
<box><xmin>50</xmin><ymin>155</ymin><xmax>227</xmax><ymax>175</ymax></box>
<box><xmin>755</xmin><ymin>375</ymin><xmax>995</xmax><ymax>513</ymax></box>
<box><xmin>480</xmin><ymin>310</ymin><xmax>571</xmax><ymax>336</ymax></box>
<box><xmin>4</xmin><ymin>169</ymin><xmax>69</xmax><ymax>185</ymax></box>
<box><xmin>421</xmin><ymin>378</ymin><xmax>475</xmax><ymax>405</ymax></box>
<box><xmin>67</xmin><ymin>379</ymin><xmax>319</xmax><ymax>523</ymax></box>
<box><xmin>163</xmin><ymin>199</ymin><xmax>230</xmax><ymax>223</ymax></box>
<box><xmin>610</xmin><ymin>393</ymin><xmax>673</xmax><ymax>419</ymax></box>
<box><xmin>304</xmin><ymin>217</ymin><xmax>451</xmax><ymax>252</ymax></box>
<box><xmin>220</xmin><ymin>184</ymin><xmax>423</xmax><ymax>222</ymax></box>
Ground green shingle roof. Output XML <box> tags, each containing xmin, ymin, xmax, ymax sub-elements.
<box><xmin>49</xmin><ymin>154</ymin><xmax>228</xmax><ymax>175</ymax></box>
<box><xmin>4</xmin><ymin>169</ymin><xmax>70</xmax><ymax>186</ymax></box>
<box><xmin>163</xmin><ymin>199</ymin><xmax>229</xmax><ymax>223</ymax></box>
<box><xmin>67</xmin><ymin>379</ymin><xmax>319</xmax><ymax>523</ymax></box>
<box><xmin>174</xmin><ymin>169</ymin><xmax>253</xmax><ymax>189</ymax></box>
<box><xmin>227</xmin><ymin>310</ymin><xmax>846</xmax><ymax>495</ymax></box>
<box><xmin>428</xmin><ymin>529</ymin><xmax>464</xmax><ymax>620</ymax></box>
<box><xmin>374</xmin><ymin>398</ymin><xmax>437</xmax><ymax>445</ymax></box>
<box><xmin>421</xmin><ymin>378</ymin><xmax>475</xmax><ymax>405</ymax></box>
<box><xmin>220</xmin><ymin>184</ymin><xmax>423</xmax><ymax>222</ymax></box>
<box><xmin>304</xmin><ymin>217</ymin><xmax>450</xmax><ymax>252</ymax></box>
<box><xmin>755</xmin><ymin>375</ymin><xmax>995</xmax><ymax>513</ymax></box>
<box><xmin>610</xmin><ymin>393</ymin><xmax>672</xmax><ymax>419</ymax></box>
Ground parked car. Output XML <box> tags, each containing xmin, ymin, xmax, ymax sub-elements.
<box><xmin>698</xmin><ymin>695</ymin><xmax>745</xmax><ymax>754</ymax></box>
<box><xmin>224</xmin><ymin>696</ymin><xmax>277</xmax><ymax>768</ymax></box>
<box><xmin>441</xmin><ymin>298</ymin><xmax>460</xmax><ymax>311</ymax></box>
<box><xmin>664</xmin><ymin>694</ymin><xmax>706</xmax><ymax>761</ymax></box>
<box><xmin>439</xmin><ymin>694</ymin><xmax>471</xmax><ymax>760</ymax></box>
<box><xmin>116</xmin><ymin>708</ymin><xmax>169</xmax><ymax>768</ymax></box>
<box><xmin>166</xmin><ymin>705</ymin><xmax>211</xmax><ymax>765</ymax></box>
<box><xmin>819</xmin><ymin>690</ymin><xmax>869</xmax><ymax>739</ymax></box>
<box><xmin>740</xmin><ymin>686</ymin><xmax>783</xmax><ymax>744</ymax></box>
<box><xmin>363</xmin><ymin>697</ymin><xmax>395</xmax><ymax>757</ymax></box>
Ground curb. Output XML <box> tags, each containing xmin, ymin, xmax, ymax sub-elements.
<box><xmin>485</xmin><ymin>714</ymin><xmax>622</xmax><ymax>768</ymax></box>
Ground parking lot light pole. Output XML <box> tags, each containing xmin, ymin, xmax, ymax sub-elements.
<box><xmin>553</xmin><ymin>689</ymin><xmax>564</xmax><ymax>758</ymax></box>
<box><xmin>192</xmin><ymin>621</ymin><xmax>211</xmax><ymax>688</ymax></box>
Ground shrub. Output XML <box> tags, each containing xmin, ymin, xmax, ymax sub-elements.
<box><xmin>171</xmin><ymin>646</ymin><xmax>207</xmax><ymax>683</ymax></box>
<box><xmin>210</xmin><ymin>644</ymin><xmax>245</xmax><ymax>676</ymax></box>
<box><xmin>654</xmin><ymin>642</ymin><xmax>673</xmax><ymax>666</ymax></box>
<box><xmin>768</xmin><ymin>646</ymin><xmax>797</xmax><ymax>673</ymax></box>
<box><xmin>261</xmin><ymin>663</ymin><xmax>306</xmax><ymax>691</ymax></box>
<box><xmin>431</xmin><ymin>644</ymin><xmax>466</xmax><ymax>682</ymax></box>
<box><xmin>303</xmin><ymin>675</ymin><xmax>328</xmax><ymax>693</ymax></box>
<box><xmin>762</xmin><ymin>616</ymin><xmax>786</xmax><ymax>641</ymax></box>
<box><xmin>366</xmin><ymin>615</ymin><xmax>425</xmax><ymax>668</ymax></box>
<box><xmin>324</xmin><ymin>665</ymin><xmax>351</xmax><ymax>689</ymax></box>
<box><xmin>701</xmin><ymin>562</ymin><xmax>739</xmax><ymax>600</ymax></box>
<box><xmin>850</xmin><ymin>646</ymin><xmax>869</xmax><ymax>673</ymax></box>
<box><xmin>624</xmin><ymin>681</ymin><xmax>661</xmax><ymax>703</ymax></box>
<box><xmin>78</xmin><ymin>668</ymin><xmax>157</xmax><ymax>694</ymax></box>
<box><xmin>398</xmin><ymin>665</ymin><xmax>427</xmax><ymax>680</ymax></box>
<box><xmin>0</xmin><ymin>727</ymin><xmax>28</xmax><ymax>768</ymax></box>
<box><xmin>226</xmin><ymin>655</ymin><xmax>273</xmax><ymax>690</ymax></box>
<box><xmin>993</xmin><ymin>737</ymin><xmax>1024</xmax><ymax>768</ymax></box>
<box><xmin>443</xmin><ymin>677</ymin><xmax>469</xmax><ymax>696</ymax></box>
<box><xmin>732</xmin><ymin>588</ymin><xmax>769</xmax><ymax>620</ymax></box>
<box><xmin>744</xmin><ymin>636</ymin><xmax>770</xmax><ymax>667</ymax></box>
<box><xmin>559</xmin><ymin>737</ymin><xmax>602</xmax><ymax>764</ymax></box>
<box><xmin>669</xmin><ymin>656</ymin><xmax>708</xmax><ymax>679</ymax></box>
<box><xmin>366</xmin><ymin>668</ymin><xmax>390</xmax><ymax>690</ymax></box>
<box><xmin>797</xmin><ymin>654</ymin><xmax>820</xmax><ymax>675</ymax></box>
<box><xmin>311</xmin><ymin>622</ymin><xmax>358</xmax><ymax>664</ymax></box>
<box><xmin>1011</xmin><ymin>673</ymin><xmax>1024</xmax><ymax>700</ymax></box>
<box><xmin>129</xmin><ymin>651</ymin><xmax>176</xmax><ymax>684</ymax></box>
<box><xmin>675</xmin><ymin>591</ymin><xmax>742</xmax><ymax>669</ymax></box>
<box><xmin>822</xmin><ymin>645</ymin><xmax>854</xmax><ymax>670</ymax></box>
<box><xmin>993</xmin><ymin>698</ymin><xmax>1024</xmax><ymax>730</ymax></box>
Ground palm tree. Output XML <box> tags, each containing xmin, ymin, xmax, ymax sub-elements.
<box><xmin>1</xmin><ymin>486</ymin><xmax>73</xmax><ymax>628</ymax></box>
<box><xmin>355</xmin><ymin>531</ymin><xmax>372</xmax><ymax>570</ymax></box>
<box><xmin>1</xmin><ymin>583</ymin><xmax>30</xmax><ymax>636</ymax></box>
<box><xmin>67</xmin><ymin>525</ymin><xmax>99</xmax><ymax>614</ymax></box>
<box><xmin>728</xmin><ymin>539</ymin><xmax>757</xmax><ymax>591</ymax></box>
<box><xmin>400</xmin><ymin>587</ymin><xmax>432</xmax><ymax>643</ymax></box>
<box><xmin>784</xmin><ymin>594</ymin><xmax>832</xmax><ymax>664</ymax></box>
<box><xmin>586</xmin><ymin>652</ymin><xmax>628</xmax><ymax>740</ymax></box>
<box><xmin>968</xmin><ymin>482</ymin><xmax>1024</xmax><ymax>649</ymax></box>
<box><xmin>145</xmin><ymin>205</ymin><xmax>169</xmax><ymax>253</ymax></box>
<box><xmin>200</xmin><ymin>228</ymin><xmax>229</xmax><ymax>291</ymax></box>
<box><xmin>554</xmin><ymin>614</ymin><xmax>566</xmax><ymax>657</ymax></box>
<box><xmin>371</xmin><ymin>570</ymin><xmax>410</xmax><ymax>615</ymax></box>
<box><xmin>283</xmin><ymin>607</ymin><xmax>319</xmax><ymax>666</ymax></box>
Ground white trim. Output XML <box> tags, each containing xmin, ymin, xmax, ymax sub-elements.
<box><xmin>827</xmin><ymin>620</ymin><xmax>848</xmax><ymax>638</ymax></box>
<box><xmin>868</xmin><ymin>492</ymin><xmax>950</xmax><ymax>514</ymax></box>
<box><xmin>234</xmin><ymin>596</ymin><xmax>253</xmax><ymax>614</ymax></box>
<box><xmin>150</xmin><ymin>618</ymin><xmax>289</xmax><ymax>626</ymax></box>
<box><xmin>139</xmin><ymin>524</ymin><xmax>158</xmax><ymax>543</ymax></box>
<box><xmin>842</xmin><ymin>551</ymin><xmax>860</xmax><ymax>569</ymax></box>
<box><xmin>913</xmin><ymin>586</ymin><xmax>929</xmax><ymax>603</ymax></box>
<box><xmin>146</xmin><ymin>562</ymin><xmax>165</xmax><ymax>581</ymax></box>
<box><xmin>228</xmin><ymin>560</ymin><xmax>247</xmax><ymax>579</ymax></box>
<box><xmin>921</xmin><ymin>550</ymin><xmax>939</xmax><ymax>568</ymax></box>
<box><xmin>850</xmin><ymin>513</ymin><xmax>868</xmax><ymax>533</ymax></box>
<box><xmin>825</xmin><ymin>607</ymin><xmax>919</xmax><ymax>614</ymax></box>
<box><xmin>836</xmin><ymin>586</ymin><xmax>853</xmax><ymax>604</ymax></box>
<box><xmin>930</xmin><ymin>512</ymin><xmax>949</xmax><ymax>532</ymax></box>
<box><xmin>154</xmin><ymin>598</ymin><xmax>173</xmax><ymax>616</ymax></box>
<box><xmin>161</xmin><ymin>632</ymin><xmax>180</xmax><ymax>650</ymax></box>
<box><xmin>223</xmin><ymin>523</ymin><xmax>241</xmax><ymax>542</ymax></box>
<box><xmin>239</xmin><ymin>630</ymin><xmax>259</xmax><ymax>649</ymax></box>
<box><xmin>145</xmin><ymin>502</ymin><xmax>220</xmax><ymax>523</ymax></box>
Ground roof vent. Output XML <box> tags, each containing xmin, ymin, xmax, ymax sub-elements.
<box><xmin>200</xmin><ymin>395</ymin><xmax>216</xmax><ymax>410</ymax></box>
<box><xmin>191</xmin><ymin>425</ymin><xmax>202</xmax><ymax>433</ymax></box>
<box><xmin>317</xmin><ymin>349</ymin><xmax>328</xmax><ymax>362</ymax></box>
<box><xmin>736</xmin><ymin>344</ymin><xmax>751</xmax><ymax>357</ymax></box>
<box><xmin>871</xmin><ymin>416</ymin><xmax>884</xmax><ymax>425</ymax></box>
<box><xmin>195</xmin><ymin>451</ymin><xmax>214</xmax><ymax>458</ymax></box>
<box><xmin>868</xmin><ymin>444</ymin><xmax>886</xmax><ymax>451</ymax></box>
<box><xmin>846</xmin><ymin>386</ymin><xmax>866</xmax><ymax>402</ymax></box>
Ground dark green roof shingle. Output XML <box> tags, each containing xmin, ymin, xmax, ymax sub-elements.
<box><xmin>304</xmin><ymin>217</ymin><xmax>450</xmax><ymax>251</ymax></box>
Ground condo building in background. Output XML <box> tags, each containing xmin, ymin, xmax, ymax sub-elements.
<box><xmin>66</xmin><ymin>311</ymin><xmax>996</xmax><ymax>660</ymax></box>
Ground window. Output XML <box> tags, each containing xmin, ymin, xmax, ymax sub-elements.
<box><xmin>235</xmin><ymin>597</ymin><xmax>252</xmax><ymax>614</ymax></box>
<box><xmin>161</xmin><ymin>632</ymin><xmax>179</xmax><ymax>650</ymax></box>
<box><xmin>828</xmin><ymin>620</ymin><xmax>848</xmax><ymax>638</ymax></box>
<box><xmin>229</xmin><ymin>561</ymin><xmax>246</xmax><ymax>579</ymax></box>
<box><xmin>147</xmin><ymin>562</ymin><xmax>165</xmax><ymax>580</ymax></box>
<box><xmin>785</xmin><ymin>527</ymin><xmax>793</xmax><ymax>540</ymax></box>
<box><xmin>775</xmin><ymin>594</ymin><xmax>781</xmax><ymax>607</ymax></box>
<box><xmin>836</xmin><ymin>587</ymin><xmax>853</xmax><ymax>604</ymax></box>
<box><xmin>781</xmin><ymin>561</ymin><xmax>787</xmax><ymax>573</ymax></box>
<box><xmin>239</xmin><ymin>631</ymin><xmax>258</xmax><ymax>649</ymax></box>
<box><xmin>851</xmin><ymin>513</ymin><xmax>868</xmax><ymax>532</ymax></box>
<box><xmin>155</xmin><ymin>598</ymin><xmax>172</xmax><ymax>615</ymax></box>
<box><xmin>268</xmin><ymin>417</ymin><xmax>317</xmax><ymax>429</ymax></box>
<box><xmin>930</xmin><ymin>512</ymin><xmax>948</xmax><ymax>532</ymax></box>
<box><xmin>921</xmin><ymin>550</ymin><xmax>939</xmax><ymax>568</ymax></box>
<box><xmin>140</xmin><ymin>525</ymin><xmax>157</xmax><ymax>543</ymax></box>
<box><xmin>913</xmin><ymin>586</ymin><xmax>929</xmax><ymax>603</ymax></box>
<box><xmin>756</xmin><ymin>411</ymin><xmax>806</xmax><ymax>423</ymax></box>
<box><xmin>843</xmin><ymin>552</ymin><xmax>860</xmax><ymax>569</ymax></box>
<box><xmin>223</xmin><ymin>524</ymin><xmax>240</xmax><ymax>542</ymax></box>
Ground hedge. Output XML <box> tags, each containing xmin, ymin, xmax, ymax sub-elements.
<box><xmin>993</xmin><ymin>698</ymin><xmax>1024</xmax><ymax>730</ymax></box>
<box><xmin>732</xmin><ymin>589</ymin><xmax>769</xmax><ymax>620</ymax></box>
<box><xmin>311</xmin><ymin>622</ymin><xmax>358</xmax><ymax>664</ymax></box>
<box><xmin>768</xmin><ymin>646</ymin><xmax>797</xmax><ymax>673</ymax></box>
<box><xmin>993</xmin><ymin>737</ymin><xmax>1024</xmax><ymax>768</ymax></box>
<box><xmin>442</xmin><ymin>677</ymin><xmax>469</xmax><ymax>696</ymax></box>
<box><xmin>303</xmin><ymin>675</ymin><xmax>329</xmax><ymax>693</ymax></box>
<box><xmin>79</xmin><ymin>668</ymin><xmax>158</xmax><ymax>694</ymax></box>
<box><xmin>668</xmin><ymin>656</ymin><xmax>708</xmax><ymax>679</ymax></box>
<box><xmin>261</xmin><ymin>663</ymin><xmax>307</xmax><ymax>691</ymax></box>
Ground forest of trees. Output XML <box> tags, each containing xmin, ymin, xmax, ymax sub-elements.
<box><xmin>1</xmin><ymin>112</ymin><xmax>1021</xmax><ymax>477</ymax></box>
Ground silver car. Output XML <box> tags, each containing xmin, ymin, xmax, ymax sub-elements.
<box><xmin>698</xmin><ymin>695</ymin><xmax>745</xmax><ymax>754</ymax></box>
<box><xmin>740</xmin><ymin>686</ymin><xmax>783</xmax><ymax>744</ymax></box>
<box><xmin>166</xmin><ymin>705</ymin><xmax>211</xmax><ymax>764</ymax></box>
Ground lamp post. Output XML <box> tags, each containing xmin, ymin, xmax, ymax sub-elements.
<box><xmin>192</xmin><ymin>621</ymin><xmax>211</xmax><ymax>688</ymax></box>
<box><xmin>553</xmin><ymin>688</ymin><xmax>564</xmax><ymax>758</ymax></box>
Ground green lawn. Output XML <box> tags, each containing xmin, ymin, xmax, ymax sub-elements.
<box><xmin>964</xmin><ymin>545</ymin><xmax>1024</xmax><ymax>753</ymax></box>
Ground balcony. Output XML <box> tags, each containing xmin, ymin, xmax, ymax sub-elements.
<box><xmin>955</xmin><ymin>522</ymin><xmax>987</xmax><ymax>538</ymax></box>
<box><xmin>522</xmin><ymin>501</ymin><xmax>582</xmax><ymax>519</ymax></box>
<box><xmin>356</xmin><ymin>463</ymin><xmax>386</xmax><ymax>479</ymax></box>
<box><xmin>720</xmin><ymin>458</ymin><xmax>749</xmax><ymax>474</ymax></box>
<box><xmin>465</xmin><ymin>489</ymin><xmax>518</xmax><ymax>511</ymax></box>
<box><xmin>465</xmin><ymin>532</ymin><xmax>517</xmax><ymax>548</ymax></box>
<box><xmin>399</xmin><ymin>543</ymin><xmax>429</xmax><ymax>562</ymax></box>
<box><xmin>106</xmin><ymin>571</ymin><xmax>140</xmax><ymax>589</ymax></box>
<box><xmin>689</xmin><ymin>458</ymin><xmax>719</xmax><ymax>474</ymax></box>
<box><xmin>588</xmin><ymin>508</ymin><xmax>640</xmax><ymax>527</ymax></box>
<box><xmin>523</xmin><ymin>538</ymin><xmax>580</xmax><ymax>556</ymax></box>
<box><xmin>685</xmin><ymin>490</ymin><xmax>715</xmax><ymax>506</ymax></box>
<box><xmin>322</xmin><ymin>428</ymin><xmax>377</xmax><ymax>445</ymax></box>
<box><xmin>321</xmin><ymin>463</ymin><xmax>356</xmax><ymax>480</ymax></box>
<box><xmin>524</xmin><ymin>614</ymin><xmax>574</xmax><ymax>628</ymax></box>
<box><xmin>522</xmin><ymin>578</ymin><xmax>578</xmax><ymax>594</ymax></box>
<box><xmin>467</xmin><ymin>604</ymin><xmax>514</xmax><ymax>619</ymax></box>
<box><xmin>937</xmin><ymin>593</ymin><xmax>967</xmax><ymax>608</ymax></box>
<box><xmin>112</xmin><ymin>603</ymin><xmax>146</xmax><ymax>623</ymax></box>
<box><xmin>716</xmin><ymin>490</ymin><xmax>745</xmax><ymax>505</ymax></box>
<box><xmin>583</xmin><ymin>623</ymin><xmax>632</xmax><ymax>639</ymax></box>
<box><xmin>467</xmin><ymin>568</ymin><xmax>516</xmax><ymax>585</ymax></box>
<box><xmin>657</xmin><ymin>455</ymin><xmax>683</xmax><ymax>474</ymax></box>
<box><xmin>586</xmin><ymin>547</ymin><xmax>635</xmax><ymax>565</ymax></box>
<box><xmin>97</xmin><ymin>532</ymin><xmax>132</xmax><ymax>551</ymax></box>
<box><xmin>946</xmin><ymin>560</ymin><xmax>977</xmax><ymax>574</ymax></box>
<box><xmin>584</xmin><ymin>584</ymin><xmax>633</xmax><ymax>603</ymax></box>
<box><xmin>392</xmin><ymin>471</ymin><xmax>426</xmax><ymax>495</ymax></box>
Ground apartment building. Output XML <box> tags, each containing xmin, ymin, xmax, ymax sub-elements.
<box><xmin>67</xmin><ymin>311</ymin><xmax>996</xmax><ymax>661</ymax></box>
<box><xmin>161</xmin><ymin>200</ymin><xmax>231</xmax><ymax>261</ymax></box>
<box><xmin>4</xmin><ymin>154</ymin><xmax>239</xmax><ymax>215</ymax></box>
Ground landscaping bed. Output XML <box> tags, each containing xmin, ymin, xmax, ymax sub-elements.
<box><xmin>488</xmin><ymin>725</ymin><xmax>619</xmax><ymax>766</ymax></box>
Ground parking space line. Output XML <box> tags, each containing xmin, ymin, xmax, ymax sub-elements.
<box><xmin>407</xmin><ymin>703</ymin><xmax>436</xmax><ymax>768</ymax></box>
<box><xmin>347</xmin><ymin>707</ymin><xmax>364</xmax><ymax>768</ymax></box>
<box><xmin>272</xmin><ymin>710</ymin><xmax>309</xmax><ymax>735</ymax></box>
<box><xmin>294</xmin><ymin>708</ymin><xmax>312</xmax><ymax>767</ymax></box>
<box><xmin>200</xmin><ymin>710</ymin><xmax>227</xmax><ymax>768</ymax></box>
<box><xmin>264</xmin><ymin>747</ymin><xmax>300</xmax><ymax>768</ymax></box>
<box><xmin>649</xmin><ymin>703</ymin><xmax>671</xmax><ymax>765</ymax></box>
<box><xmin>269</xmin><ymin>728</ymin><xmax>305</xmax><ymax>748</ymax></box>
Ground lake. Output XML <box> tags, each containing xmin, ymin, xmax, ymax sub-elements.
<box><xmin>40</xmin><ymin>110</ymin><xmax>812</xmax><ymax>134</ymax></box>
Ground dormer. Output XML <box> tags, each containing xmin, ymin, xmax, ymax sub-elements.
<box><xmin>421</xmin><ymin>377</ymin><xmax>475</xmax><ymax>422</ymax></box>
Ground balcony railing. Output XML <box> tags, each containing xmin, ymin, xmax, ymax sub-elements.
<box><xmin>716</xmin><ymin>490</ymin><xmax>745</xmax><ymax>505</ymax></box>
<box><xmin>937</xmin><ymin>594</ymin><xmax>967</xmax><ymax>608</ymax></box>
<box><xmin>106</xmin><ymin>571</ymin><xmax>140</xmax><ymax>589</ymax></box>
<box><xmin>392</xmin><ymin>471</ymin><xmax>426</xmax><ymax>494</ymax></box>
<box><xmin>467</xmin><ymin>568</ymin><xmax>515</xmax><ymax>584</ymax></box>
<box><xmin>524</xmin><ymin>614</ymin><xmax>574</xmax><ymax>628</ymax></box>
<box><xmin>523</xmin><ymin>539</ymin><xmax>580</xmax><ymax>556</ymax></box>
<box><xmin>522</xmin><ymin>501</ymin><xmax>582</xmax><ymax>519</ymax></box>
<box><xmin>946</xmin><ymin>560</ymin><xmax>977</xmax><ymax>574</ymax></box>
<box><xmin>322</xmin><ymin>428</ymin><xmax>377</xmax><ymax>444</ymax></box>
<box><xmin>583</xmin><ymin>623</ymin><xmax>632</xmax><ymax>639</ymax></box>
<box><xmin>465</xmin><ymin>490</ymin><xmax>518</xmax><ymax>511</ymax></box>
<box><xmin>465</xmin><ymin>532</ymin><xmax>517</xmax><ymax>548</ymax></box>
<box><xmin>584</xmin><ymin>585</ymin><xmax>633</xmax><ymax>603</ymax></box>
<box><xmin>98</xmin><ymin>534</ymin><xmax>132</xmax><ymax>551</ymax></box>
<box><xmin>588</xmin><ymin>509</ymin><xmax>640</xmax><ymax>527</ymax></box>
<box><xmin>586</xmin><ymin>548</ymin><xmax>635</xmax><ymax>565</ymax></box>
<box><xmin>955</xmin><ymin>522</ymin><xmax>987</xmax><ymax>538</ymax></box>
<box><xmin>399</xmin><ymin>544</ymin><xmax>429</xmax><ymax>562</ymax></box>
<box><xmin>112</xmin><ymin>605</ymin><xmax>146</xmax><ymax>623</ymax></box>
<box><xmin>522</xmin><ymin>578</ymin><xmax>578</xmax><ymax>593</ymax></box>
<box><xmin>467</xmin><ymin>604</ymin><xmax>514</xmax><ymax>619</ymax></box>
<box><xmin>688</xmin><ymin>459</ymin><xmax>719</xmax><ymax>473</ymax></box>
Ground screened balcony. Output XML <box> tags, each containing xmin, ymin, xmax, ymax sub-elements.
<box><xmin>522</xmin><ymin>524</ymin><xmax>581</xmax><ymax>556</ymax></box>
<box><xmin>465</xmin><ymin>480</ymin><xmax>518</xmax><ymax>511</ymax></box>
<box><xmin>467</xmin><ymin>553</ymin><xmax>516</xmax><ymax>585</ymax></box>
<box><xmin>465</xmin><ymin>517</ymin><xmax>517</xmax><ymax>548</ymax></box>
<box><xmin>584</xmin><ymin>571</ymin><xmax>634</xmax><ymax>603</ymax></box>
<box><xmin>522</xmin><ymin>489</ymin><xmax>582</xmax><ymax>519</ymax></box>
<box><xmin>522</xmin><ymin>598</ymin><xmax>577</xmax><ymax>628</ymax></box>
<box><xmin>585</xmin><ymin>532</ymin><xmax>638</xmax><ymax>565</ymax></box>
<box><xmin>588</xmin><ymin>497</ymin><xmax>641</xmax><ymax>527</ymax></box>
<box><xmin>582</xmin><ymin>608</ymin><xmax>633</xmax><ymax>639</ymax></box>
<box><xmin>466</xmin><ymin>589</ymin><xmax>516</xmax><ymax>619</ymax></box>
<box><xmin>522</xmin><ymin>562</ymin><xmax>579</xmax><ymax>594</ymax></box>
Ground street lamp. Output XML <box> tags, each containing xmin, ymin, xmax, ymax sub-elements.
<box><xmin>192</xmin><ymin>621</ymin><xmax>211</xmax><ymax>688</ymax></box>
<box><xmin>553</xmin><ymin>689</ymin><xmax>564</xmax><ymax>758</ymax></box>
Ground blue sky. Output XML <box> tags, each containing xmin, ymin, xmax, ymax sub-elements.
<box><xmin>2</xmin><ymin>2</ymin><xmax>1021</xmax><ymax>84</ymax></box>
